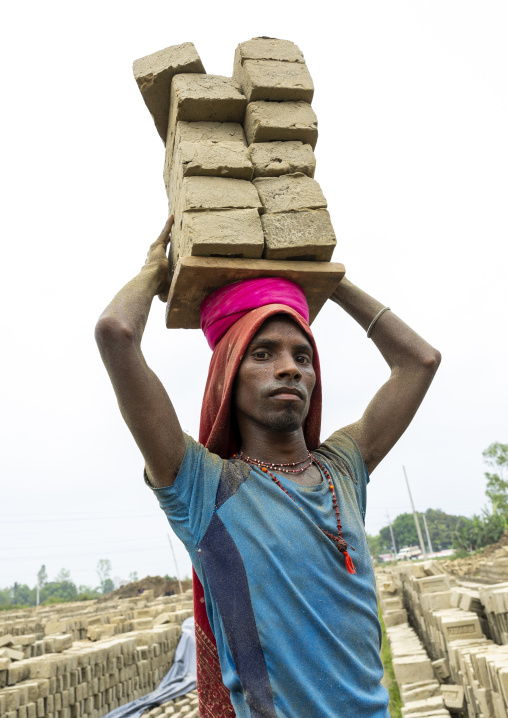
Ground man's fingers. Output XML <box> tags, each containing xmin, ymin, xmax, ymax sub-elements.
<box><xmin>157</xmin><ymin>214</ymin><xmax>174</xmax><ymax>247</ymax></box>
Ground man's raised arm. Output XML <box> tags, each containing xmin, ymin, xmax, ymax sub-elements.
<box><xmin>330</xmin><ymin>278</ymin><xmax>441</xmax><ymax>475</ymax></box>
<box><xmin>94</xmin><ymin>216</ymin><xmax>185</xmax><ymax>487</ymax></box>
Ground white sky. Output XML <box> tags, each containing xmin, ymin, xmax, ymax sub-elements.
<box><xmin>1</xmin><ymin>1</ymin><xmax>507</xmax><ymax>589</ymax></box>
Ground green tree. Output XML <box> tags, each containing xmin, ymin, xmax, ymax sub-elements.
<box><xmin>55</xmin><ymin>568</ymin><xmax>72</xmax><ymax>583</ymax></box>
<box><xmin>367</xmin><ymin>533</ymin><xmax>387</xmax><ymax>559</ymax></box>
<box><xmin>380</xmin><ymin>513</ymin><xmax>420</xmax><ymax>549</ymax></box>
<box><xmin>11</xmin><ymin>582</ymin><xmax>35</xmax><ymax>606</ymax></box>
<box><xmin>453</xmin><ymin>510</ymin><xmax>505</xmax><ymax>552</ymax></box>
<box><xmin>40</xmin><ymin>580</ymin><xmax>78</xmax><ymax>603</ymax></box>
<box><xmin>483</xmin><ymin>442</ymin><xmax>508</xmax><ymax>515</ymax></box>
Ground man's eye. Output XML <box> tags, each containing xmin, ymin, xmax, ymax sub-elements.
<box><xmin>253</xmin><ymin>351</ymin><xmax>269</xmax><ymax>359</ymax></box>
<box><xmin>296</xmin><ymin>355</ymin><xmax>311</xmax><ymax>364</ymax></box>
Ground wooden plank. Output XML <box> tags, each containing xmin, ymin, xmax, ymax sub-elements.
<box><xmin>165</xmin><ymin>256</ymin><xmax>345</xmax><ymax>329</ymax></box>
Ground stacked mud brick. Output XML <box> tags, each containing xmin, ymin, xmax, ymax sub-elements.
<box><xmin>376</xmin><ymin>569</ymin><xmax>452</xmax><ymax>717</ymax></box>
<box><xmin>141</xmin><ymin>688</ymin><xmax>199</xmax><ymax>717</ymax></box>
<box><xmin>476</xmin><ymin>547</ymin><xmax>508</xmax><ymax>584</ymax></box>
<box><xmin>380</xmin><ymin>562</ymin><xmax>508</xmax><ymax>717</ymax></box>
<box><xmin>133</xmin><ymin>38</ymin><xmax>337</xmax><ymax>284</ymax></box>
<box><xmin>0</xmin><ymin>589</ymin><xmax>193</xmax><ymax>718</ymax></box>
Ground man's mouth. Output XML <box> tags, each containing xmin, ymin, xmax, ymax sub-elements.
<box><xmin>269</xmin><ymin>387</ymin><xmax>304</xmax><ymax>401</ymax></box>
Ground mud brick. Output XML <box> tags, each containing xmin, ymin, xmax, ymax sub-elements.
<box><xmin>244</xmin><ymin>101</ymin><xmax>318</xmax><ymax>148</ymax></box>
<box><xmin>416</xmin><ymin>576</ymin><xmax>450</xmax><ymax>594</ymax></box>
<box><xmin>2</xmin><ymin>687</ymin><xmax>20</xmax><ymax>710</ymax></box>
<box><xmin>393</xmin><ymin>655</ymin><xmax>435</xmax><ymax>685</ymax></box>
<box><xmin>173</xmin><ymin>120</ymin><xmax>246</xmax><ymax>147</ymax></box>
<box><xmin>432</xmin><ymin>657</ymin><xmax>451</xmax><ymax>681</ymax></box>
<box><xmin>133</xmin><ymin>43</ymin><xmax>205</xmax><ymax>143</ymax></box>
<box><xmin>254</xmin><ymin>173</ymin><xmax>326</xmax><ymax>213</ymax></box>
<box><xmin>165</xmin><ymin>141</ymin><xmax>253</xmax><ymax>208</ymax></box>
<box><xmin>261</xmin><ymin>209</ymin><xmax>336</xmax><ymax>261</ymax></box>
<box><xmin>15</xmin><ymin>634</ymin><xmax>37</xmax><ymax>647</ymax></box>
<box><xmin>384</xmin><ymin>609</ymin><xmax>408</xmax><ymax>628</ymax></box>
<box><xmin>421</xmin><ymin>591</ymin><xmax>452</xmax><ymax>611</ymax></box>
<box><xmin>176</xmin><ymin>176</ymin><xmax>261</xmax><ymax>213</ymax></box>
<box><xmin>249</xmin><ymin>141</ymin><xmax>315</xmax><ymax>178</ymax></box>
<box><xmin>169</xmin><ymin>74</ymin><xmax>247</xmax><ymax>129</ymax></box>
<box><xmin>442</xmin><ymin>615</ymin><xmax>483</xmax><ymax>642</ymax></box>
<box><xmin>235</xmin><ymin>38</ymin><xmax>305</xmax><ymax>66</ymax></box>
<box><xmin>236</xmin><ymin>60</ymin><xmax>314</xmax><ymax>103</ymax></box>
<box><xmin>7</xmin><ymin>658</ymin><xmax>30</xmax><ymax>684</ymax></box>
<box><xmin>53</xmin><ymin>634</ymin><xmax>73</xmax><ymax>652</ymax></box>
<box><xmin>0</xmin><ymin>655</ymin><xmax>11</xmax><ymax>669</ymax></box>
<box><xmin>175</xmin><ymin>141</ymin><xmax>253</xmax><ymax>180</ymax></box>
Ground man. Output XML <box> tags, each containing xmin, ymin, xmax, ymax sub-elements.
<box><xmin>96</xmin><ymin>215</ymin><xmax>440</xmax><ymax>717</ymax></box>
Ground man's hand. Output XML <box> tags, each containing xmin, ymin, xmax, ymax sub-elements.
<box><xmin>145</xmin><ymin>214</ymin><xmax>174</xmax><ymax>302</ymax></box>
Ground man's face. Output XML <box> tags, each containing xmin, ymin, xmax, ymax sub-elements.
<box><xmin>234</xmin><ymin>315</ymin><xmax>316</xmax><ymax>435</ymax></box>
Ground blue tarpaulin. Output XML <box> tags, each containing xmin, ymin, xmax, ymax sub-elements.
<box><xmin>104</xmin><ymin>617</ymin><xmax>197</xmax><ymax>718</ymax></box>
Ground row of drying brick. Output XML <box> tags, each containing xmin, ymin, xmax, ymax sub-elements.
<box><xmin>142</xmin><ymin>688</ymin><xmax>199</xmax><ymax>718</ymax></box>
<box><xmin>0</xmin><ymin>590</ymin><xmax>194</xmax><ymax>718</ymax></box>
<box><xmin>134</xmin><ymin>38</ymin><xmax>336</xmax><ymax>271</ymax></box>
<box><xmin>0</xmin><ymin>596</ymin><xmax>193</xmax><ymax>659</ymax></box>
<box><xmin>478</xmin><ymin>582</ymin><xmax>508</xmax><ymax>645</ymax></box>
<box><xmin>0</xmin><ymin>590</ymin><xmax>164</xmax><ymax>639</ymax></box>
<box><xmin>388</xmin><ymin>562</ymin><xmax>508</xmax><ymax>717</ymax></box>
<box><xmin>377</xmin><ymin>569</ymin><xmax>453</xmax><ymax>716</ymax></box>
<box><xmin>1</xmin><ymin>623</ymin><xmax>181</xmax><ymax>718</ymax></box>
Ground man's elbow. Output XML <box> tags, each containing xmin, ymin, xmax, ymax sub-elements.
<box><xmin>95</xmin><ymin>315</ymin><xmax>135</xmax><ymax>349</ymax></box>
<box><xmin>422</xmin><ymin>347</ymin><xmax>441</xmax><ymax>374</ymax></box>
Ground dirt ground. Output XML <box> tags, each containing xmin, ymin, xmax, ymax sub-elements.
<box><xmin>100</xmin><ymin>575</ymin><xmax>193</xmax><ymax>602</ymax></box>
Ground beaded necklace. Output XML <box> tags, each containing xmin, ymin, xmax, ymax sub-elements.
<box><xmin>234</xmin><ymin>452</ymin><xmax>357</xmax><ymax>575</ymax></box>
<box><xmin>238</xmin><ymin>449</ymin><xmax>313</xmax><ymax>474</ymax></box>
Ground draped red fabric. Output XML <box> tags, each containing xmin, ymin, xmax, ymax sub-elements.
<box><xmin>194</xmin><ymin>303</ymin><xmax>322</xmax><ymax>716</ymax></box>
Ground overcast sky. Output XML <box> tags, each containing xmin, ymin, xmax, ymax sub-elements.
<box><xmin>1</xmin><ymin>1</ymin><xmax>507</xmax><ymax>590</ymax></box>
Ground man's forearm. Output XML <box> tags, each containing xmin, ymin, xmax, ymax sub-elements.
<box><xmin>330</xmin><ymin>277</ymin><xmax>439</xmax><ymax>370</ymax></box>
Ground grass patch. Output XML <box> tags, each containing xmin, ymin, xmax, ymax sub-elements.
<box><xmin>379</xmin><ymin>607</ymin><xmax>402</xmax><ymax>718</ymax></box>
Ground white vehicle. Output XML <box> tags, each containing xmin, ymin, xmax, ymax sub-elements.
<box><xmin>396</xmin><ymin>546</ymin><xmax>422</xmax><ymax>561</ymax></box>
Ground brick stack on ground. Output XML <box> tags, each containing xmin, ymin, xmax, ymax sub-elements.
<box><xmin>133</xmin><ymin>37</ymin><xmax>336</xmax><ymax>278</ymax></box>
<box><xmin>378</xmin><ymin>562</ymin><xmax>508</xmax><ymax>717</ymax></box>
<box><xmin>0</xmin><ymin>589</ymin><xmax>194</xmax><ymax>718</ymax></box>
<box><xmin>377</xmin><ymin>569</ymin><xmax>452</xmax><ymax>717</ymax></box>
<box><xmin>141</xmin><ymin>688</ymin><xmax>199</xmax><ymax>717</ymax></box>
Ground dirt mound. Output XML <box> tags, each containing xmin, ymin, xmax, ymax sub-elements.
<box><xmin>100</xmin><ymin>575</ymin><xmax>192</xmax><ymax>602</ymax></box>
<box><xmin>442</xmin><ymin>528</ymin><xmax>508</xmax><ymax>580</ymax></box>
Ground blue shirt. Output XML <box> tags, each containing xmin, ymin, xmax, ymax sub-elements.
<box><xmin>149</xmin><ymin>431</ymin><xmax>389</xmax><ymax>718</ymax></box>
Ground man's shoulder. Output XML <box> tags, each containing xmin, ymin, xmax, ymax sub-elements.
<box><xmin>315</xmin><ymin>430</ymin><xmax>369</xmax><ymax>485</ymax></box>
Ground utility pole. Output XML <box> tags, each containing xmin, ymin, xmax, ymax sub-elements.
<box><xmin>402</xmin><ymin>465</ymin><xmax>427</xmax><ymax>559</ymax></box>
<box><xmin>422</xmin><ymin>513</ymin><xmax>434</xmax><ymax>555</ymax></box>
<box><xmin>36</xmin><ymin>580</ymin><xmax>40</xmax><ymax>607</ymax></box>
<box><xmin>387</xmin><ymin>512</ymin><xmax>397</xmax><ymax>559</ymax></box>
<box><xmin>167</xmin><ymin>533</ymin><xmax>184</xmax><ymax>594</ymax></box>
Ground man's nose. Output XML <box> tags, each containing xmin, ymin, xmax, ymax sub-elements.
<box><xmin>274</xmin><ymin>352</ymin><xmax>302</xmax><ymax>380</ymax></box>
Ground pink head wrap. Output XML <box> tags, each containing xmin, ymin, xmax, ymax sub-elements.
<box><xmin>200</xmin><ymin>277</ymin><xmax>309</xmax><ymax>350</ymax></box>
